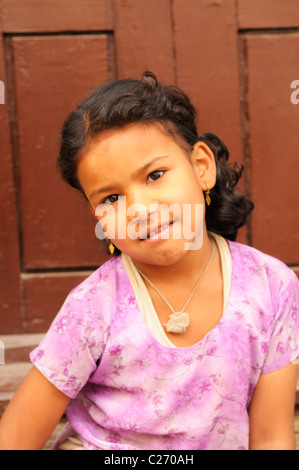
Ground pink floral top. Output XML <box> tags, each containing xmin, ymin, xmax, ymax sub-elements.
<box><xmin>30</xmin><ymin>241</ymin><xmax>299</xmax><ymax>450</ymax></box>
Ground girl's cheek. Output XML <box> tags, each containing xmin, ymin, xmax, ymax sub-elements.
<box><xmin>102</xmin><ymin>207</ymin><xmax>129</xmax><ymax>241</ymax></box>
<box><xmin>96</xmin><ymin>211</ymin><xmax>117</xmax><ymax>239</ymax></box>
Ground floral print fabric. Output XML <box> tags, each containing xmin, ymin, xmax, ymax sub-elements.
<box><xmin>30</xmin><ymin>241</ymin><xmax>299</xmax><ymax>450</ymax></box>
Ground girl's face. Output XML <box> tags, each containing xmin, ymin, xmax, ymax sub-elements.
<box><xmin>77</xmin><ymin>123</ymin><xmax>215</xmax><ymax>267</ymax></box>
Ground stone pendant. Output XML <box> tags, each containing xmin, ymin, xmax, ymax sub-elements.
<box><xmin>164</xmin><ymin>311</ymin><xmax>190</xmax><ymax>334</ymax></box>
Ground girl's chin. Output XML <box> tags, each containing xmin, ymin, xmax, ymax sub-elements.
<box><xmin>120</xmin><ymin>241</ymin><xmax>195</xmax><ymax>268</ymax></box>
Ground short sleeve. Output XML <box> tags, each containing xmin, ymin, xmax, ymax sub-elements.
<box><xmin>262</xmin><ymin>269</ymin><xmax>299</xmax><ymax>374</ymax></box>
<box><xmin>30</xmin><ymin>277</ymin><xmax>111</xmax><ymax>399</ymax></box>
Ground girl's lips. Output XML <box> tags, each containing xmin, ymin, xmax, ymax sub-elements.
<box><xmin>140</xmin><ymin>221</ymin><xmax>174</xmax><ymax>243</ymax></box>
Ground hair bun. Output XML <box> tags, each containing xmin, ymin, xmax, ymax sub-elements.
<box><xmin>142</xmin><ymin>71</ymin><xmax>158</xmax><ymax>90</ymax></box>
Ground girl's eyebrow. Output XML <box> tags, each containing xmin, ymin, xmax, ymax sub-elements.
<box><xmin>132</xmin><ymin>155</ymin><xmax>169</xmax><ymax>178</ymax></box>
<box><xmin>89</xmin><ymin>184</ymin><xmax>116</xmax><ymax>200</ymax></box>
<box><xmin>89</xmin><ymin>155</ymin><xmax>169</xmax><ymax>200</ymax></box>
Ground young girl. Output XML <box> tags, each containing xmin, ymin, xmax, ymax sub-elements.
<box><xmin>0</xmin><ymin>72</ymin><xmax>298</xmax><ymax>450</ymax></box>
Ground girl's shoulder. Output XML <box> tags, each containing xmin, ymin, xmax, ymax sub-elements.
<box><xmin>67</xmin><ymin>256</ymin><xmax>124</xmax><ymax>303</ymax></box>
<box><xmin>30</xmin><ymin>256</ymin><xmax>126</xmax><ymax>399</ymax></box>
<box><xmin>227</xmin><ymin>239</ymin><xmax>298</xmax><ymax>293</ymax></box>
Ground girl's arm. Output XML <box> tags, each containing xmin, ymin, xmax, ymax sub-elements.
<box><xmin>249</xmin><ymin>362</ymin><xmax>298</xmax><ymax>450</ymax></box>
<box><xmin>0</xmin><ymin>366</ymin><xmax>70</xmax><ymax>450</ymax></box>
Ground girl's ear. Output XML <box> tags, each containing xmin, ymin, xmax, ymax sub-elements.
<box><xmin>190</xmin><ymin>141</ymin><xmax>217</xmax><ymax>190</ymax></box>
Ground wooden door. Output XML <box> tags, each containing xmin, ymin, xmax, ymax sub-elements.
<box><xmin>0</xmin><ymin>0</ymin><xmax>298</xmax><ymax>334</ymax></box>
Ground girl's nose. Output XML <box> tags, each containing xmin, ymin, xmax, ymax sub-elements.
<box><xmin>126</xmin><ymin>192</ymin><xmax>158</xmax><ymax>222</ymax></box>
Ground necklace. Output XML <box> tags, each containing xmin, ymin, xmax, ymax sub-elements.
<box><xmin>137</xmin><ymin>241</ymin><xmax>215</xmax><ymax>334</ymax></box>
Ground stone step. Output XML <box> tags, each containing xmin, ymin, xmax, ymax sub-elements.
<box><xmin>0</xmin><ymin>362</ymin><xmax>33</xmax><ymax>392</ymax></box>
<box><xmin>0</xmin><ymin>392</ymin><xmax>13</xmax><ymax>418</ymax></box>
<box><xmin>0</xmin><ymin>333</ymin><xmax>44</xmax><ymax>363</ymax></box>
<box><xmin>0</xmin><ymin>334</ymin><xmax>44</xmax><ymax>417</ymax></box>
<box><xmin>0</xmin><ymin>363</ymin><xmax>33</xmax><ymax>417</ymax></box>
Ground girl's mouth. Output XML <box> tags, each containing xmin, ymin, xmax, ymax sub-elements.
<box><xmin>140</xmin><ymin>221</ymin><xmax>174</xmax><ymax>243</ymax></box>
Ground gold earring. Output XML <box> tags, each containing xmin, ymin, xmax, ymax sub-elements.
<box><xmin>205</xmin><ymin>183</ymin><xmax>211</xmax><ymax>206</ymax></box>
<box><xmin>108</xmin><ymin>241</ymin><xmax>115</xmax><ymax>255</ymax></box>
<box><xmin>106</xmin><ymin>237</ymin><xmax>115</xmax><ymax>255</ymax></box>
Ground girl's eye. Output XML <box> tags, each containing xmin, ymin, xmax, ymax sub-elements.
<box><xmin>102</xmin><ymin>194</ymin><xmax>119</xmax><ymax>205</ymax></box>
<box><xmin>147</xmin><ymin>170</ymin><xmax>165</xmax><ymax>182</ymax></box>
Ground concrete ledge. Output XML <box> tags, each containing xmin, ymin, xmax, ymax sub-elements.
<box><xmin>0</xmin><ymin>392</ymin><xmax>14</xmax><ymax>417</ymax></box>
<box><xmin>0</xmin><ymin>334</ymin><xmax>44</xmax><ymax>363</ymax></box>
<box><xmin>0</xmin><ymin>362</ymin><xmax>32</xmax><ymax>392</ymax></box>
<box><xmin>0</xmin><ymin>362</ymin><xmax>32</xmax><ymax>417</ymax></box>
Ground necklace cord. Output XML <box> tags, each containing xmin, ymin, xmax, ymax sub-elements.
<box><xmin>137</xmin><ymin>241</ymin><xmax>215</xmax><ymax>314</ymax></box>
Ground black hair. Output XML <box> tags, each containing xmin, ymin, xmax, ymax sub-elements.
<box><xmin>58</xmin><ymin>71</ymin><xmax>253</xmax><ymax>252</ymax></box>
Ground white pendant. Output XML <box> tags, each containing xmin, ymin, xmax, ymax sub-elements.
<box><xmin>164</xmin><ymin>311</ymin><xmax>190</xmax><ymax>334</ymax></box>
